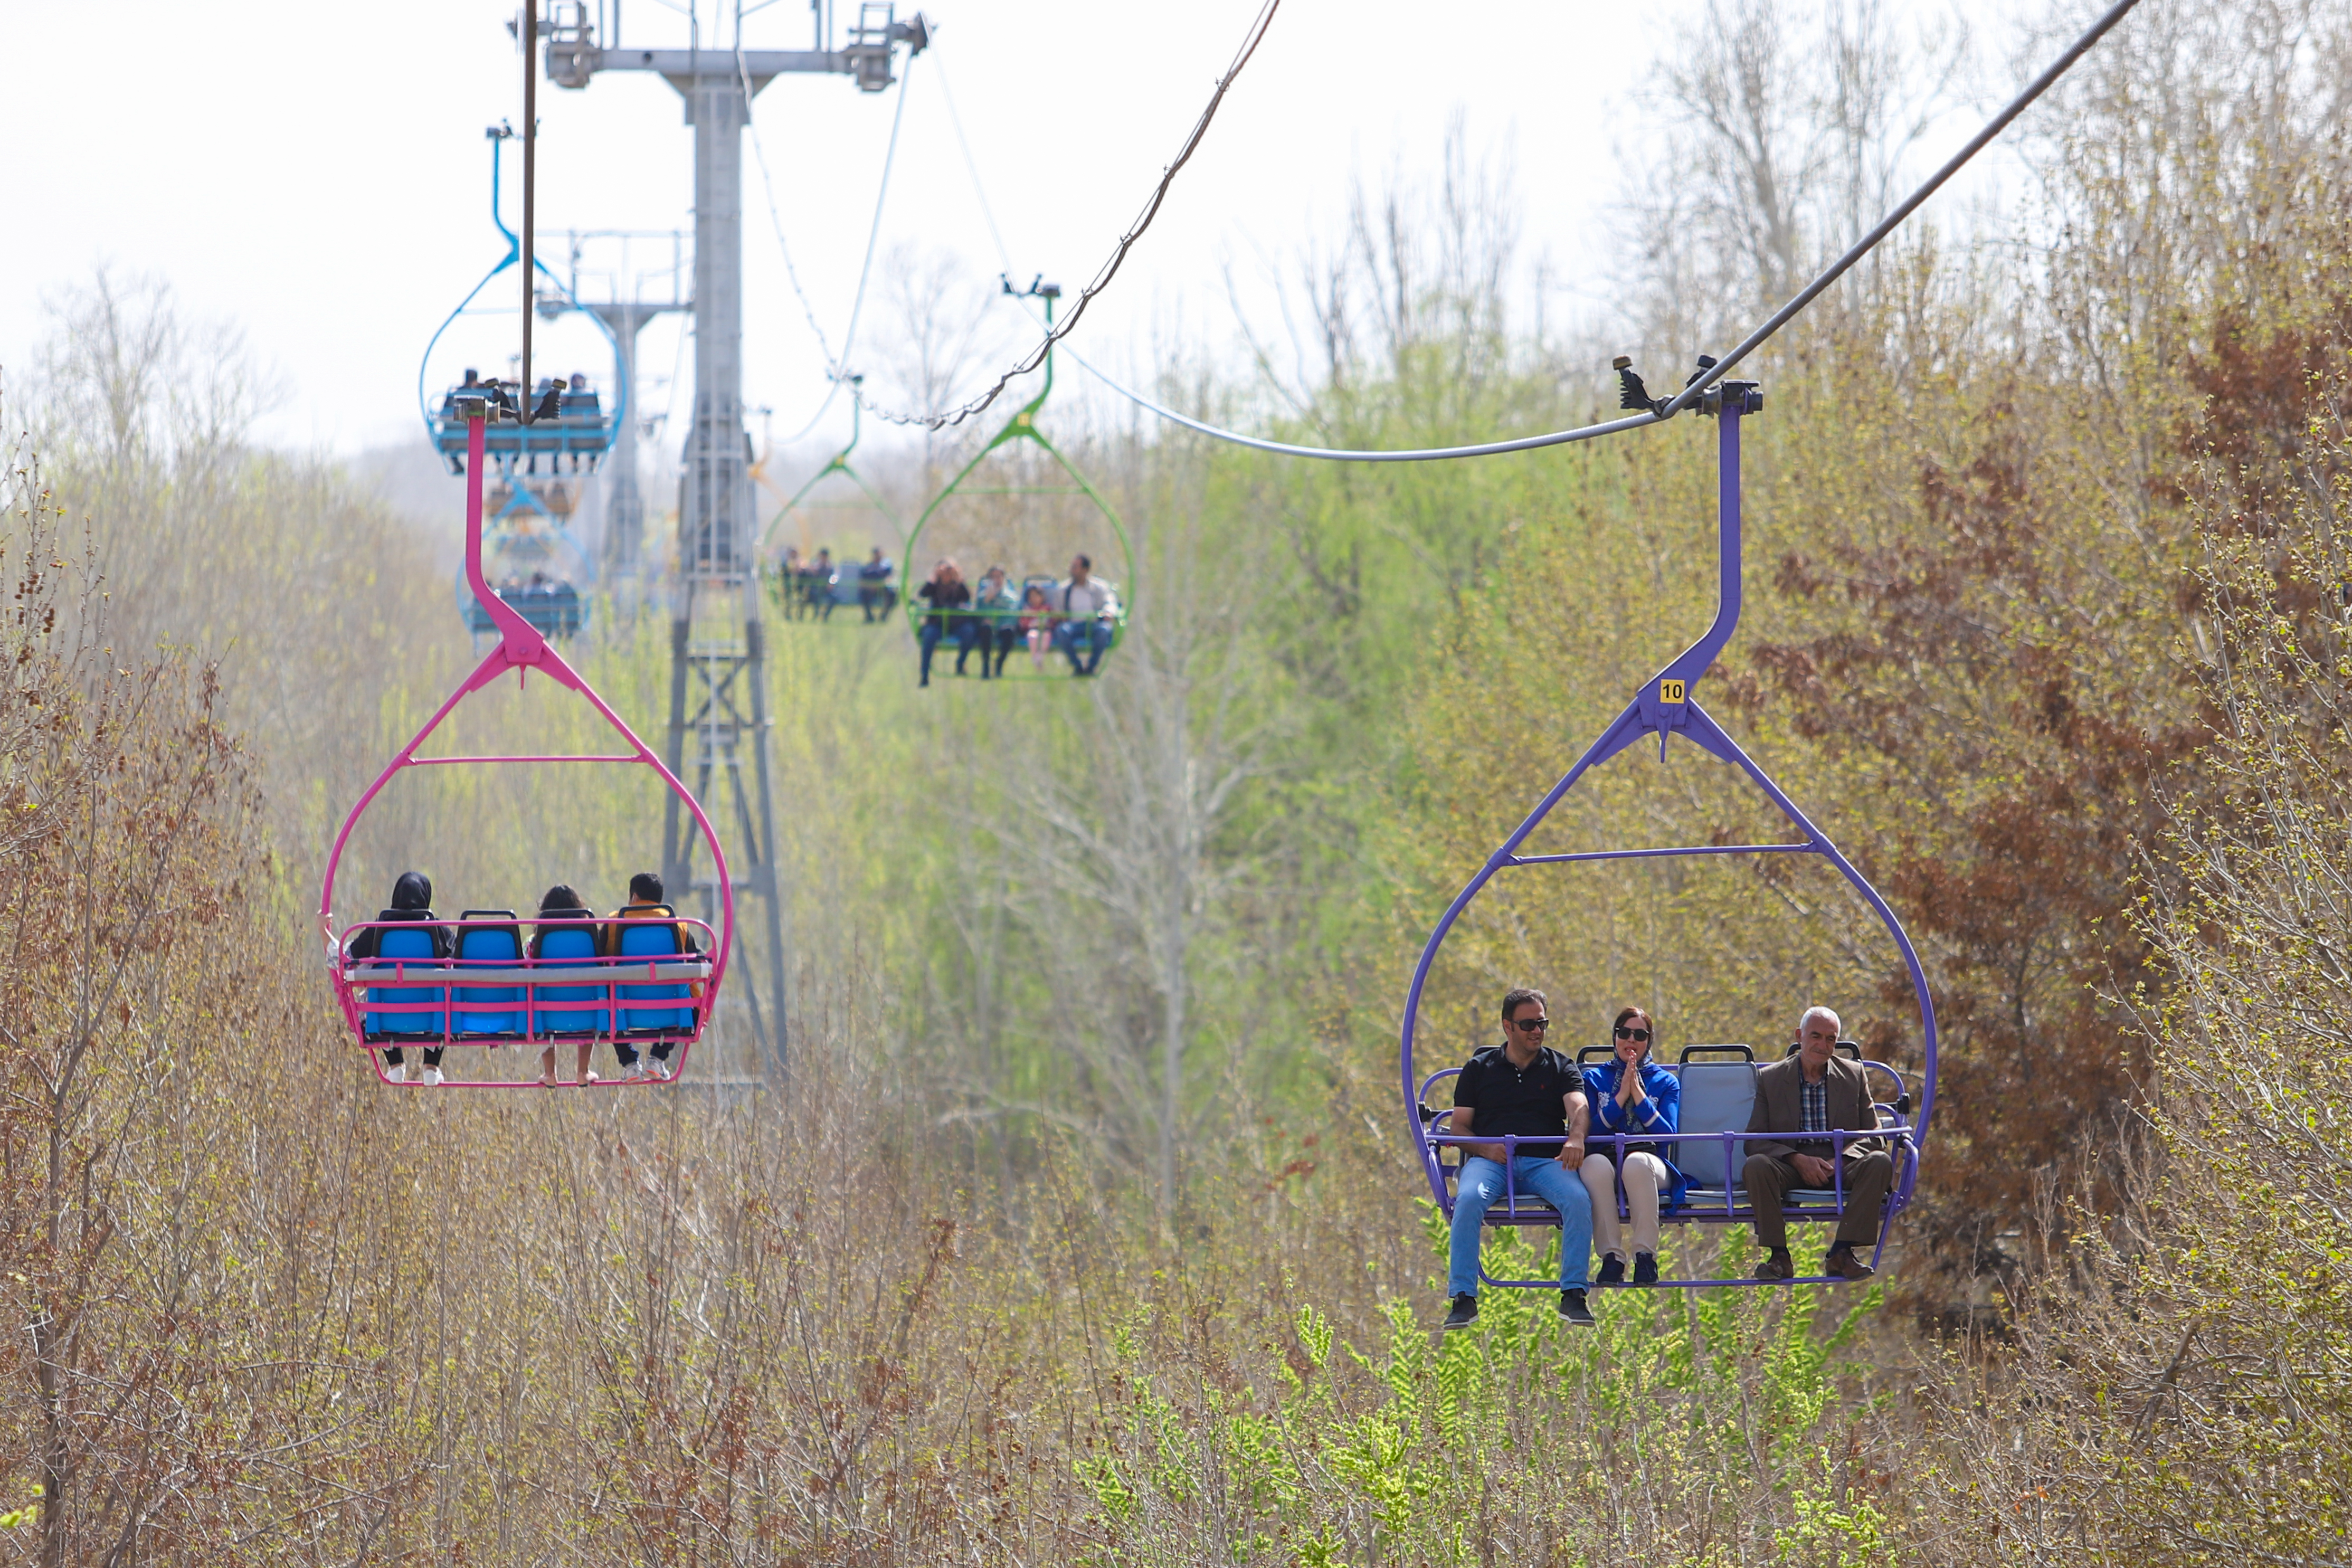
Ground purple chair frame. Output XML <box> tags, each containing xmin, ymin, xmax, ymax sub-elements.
<box><xmin>1399</xmin><ymin>384</ymin><xmax>1938</xmax><ymax>1287</ymax></box>
<box><xmin>320</xmin><ymin>406</ymin><xmax>734</xmax><ymax>1087</ymax></box>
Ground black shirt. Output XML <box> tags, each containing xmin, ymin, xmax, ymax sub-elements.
<box><xmin>1453</xmin><ymin>1043</ymin><xmax>1579</xmax><ymax>1158</ymax></box>
<box><xmin>917</xmin><ymin>579</ymin><xmax>972</xmax><ymax>625</ymax></box>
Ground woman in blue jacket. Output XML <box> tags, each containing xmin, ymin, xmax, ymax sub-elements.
<box><xmin>1580</xmin><ymin>1005</ymin><xmax>1687</xmax><ymax>1285</ymax></box>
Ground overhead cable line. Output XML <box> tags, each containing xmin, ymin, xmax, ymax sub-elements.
<box><xmin>740</xmin><ymin>35</ymin><xmax>916</xmax><ymax>445</ymax></box>
<box><xmin>1009</xmin><ymin>0</ymin><xmax>2145</xmax><ymax>462</ymax></box>
<box><xmin>859</xmin><ymin>0</ymin><xmax>1283</xmax><ymax>431</ymax></box>
<box><xmin>934</xmin><ymin>55</ymin><xmax>1017</xmax><ymax>277</ymax></box>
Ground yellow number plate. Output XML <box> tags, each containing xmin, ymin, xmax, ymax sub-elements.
<box><xmin>1658</xmin><ymin>679</ymin><xmax>1686</xmax><ymax>704</ymax></box>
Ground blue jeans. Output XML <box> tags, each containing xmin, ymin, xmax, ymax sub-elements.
<box><xmin>1054</xmin><ymin>618</ymin><xmax>1112</xmax><ymax>673</ymax></box>
<box><xmin>1448</xmin><ymin>1155</ymin><xmax>1593</xmax><ymax>1297</ymax></box>
<box><xmin>918</xmin><ymin>619</ymin><xmax>978</xmax><ymax>683</ymax></box>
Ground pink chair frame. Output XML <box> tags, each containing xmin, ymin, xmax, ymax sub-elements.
<box><xmin>318</xmin><ymin>408</ymin><xmax>734</xmax><ymax>1087</ymax></box>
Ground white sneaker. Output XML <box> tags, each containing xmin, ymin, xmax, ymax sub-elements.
<box><xmin>642</xmin><ymin>1059</ymin><xmax>670</xmax><ymax>1082</ymax></box>
<box><xmin>620</xmin><ymin>1060</ymin><xmax>649</xmax><ymax>1082</ymax></box>
<box><xmin>421</xmin><ymin>1066</ymin><xmax>444</xmax><ymax>1087</ymax></box>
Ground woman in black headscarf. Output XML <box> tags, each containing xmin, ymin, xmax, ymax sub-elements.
<box><xmin>346</xmin><ymin>871</ymin><xmax>453</xmax><ymax>1084</ymax></box>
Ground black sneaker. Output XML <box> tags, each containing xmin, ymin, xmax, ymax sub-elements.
<box><xmin>1442</xmin><ymin>1294</ymin><xmax>1480</xmax><ymax>1332</ymax></box>
<box><xmin>1557</xmin><ymin>1288</ymin><xmax>1596</xmax><ymax>1327</ymax></box>
<box><xmin>1595</xmin><ymin>1255</ymin><xmax>1626</xmax><ymax>1286</ymax></box>
<box><xmin>1632</xmin><ymin>1252</ymin><xmax>1659</xmax><ymax>1286</ymax></box>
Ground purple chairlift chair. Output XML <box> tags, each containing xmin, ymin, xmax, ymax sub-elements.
<box><xmin>1400</xmin><ymin>374</ymin><xmax>1938</xmax><ymax>1287</ymax></box>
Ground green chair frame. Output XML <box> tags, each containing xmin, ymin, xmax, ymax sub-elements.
<box><xmin>761</xmin><ymin>397</ymin><xmax>909</xmax><ymax>623</ymax></box>
<box><xmin>900</xmin><ymin>304</ymin><xmax>1135</xmax><ymax>682</ymax></box>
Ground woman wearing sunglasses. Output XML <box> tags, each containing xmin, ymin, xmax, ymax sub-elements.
<box><xmin>1580</xmin><ymin>1005</ymin><xmax>1687</xmax><ymax>1285</ymax></box>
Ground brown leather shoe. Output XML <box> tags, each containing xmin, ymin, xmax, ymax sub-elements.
<box><xmin>1824</xmin><ymin>1246</ymin><xmax>1877</xmax><ymax>1281</ymax></box>
<box><xmin>1753</xmin><ymin>1249</ymin><xmax>1795</xmax><ymax>1281</ymax></box>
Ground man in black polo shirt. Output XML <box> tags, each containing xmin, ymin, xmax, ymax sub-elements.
<box><xmin>1442</xmin><ymin>986</ymin><xmax>1597</xmax><ymax>1330</ymax></box>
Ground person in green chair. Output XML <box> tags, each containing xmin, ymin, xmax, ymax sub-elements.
<box><xmin>1051</xmin><ymin>554</ymin><xmax>1117</xmax><ymax>677</ymax></box>
<box><xmin>971</xmin><ymin>564</ymin><xmax>1020</xmax><ymax>679</ymax></box>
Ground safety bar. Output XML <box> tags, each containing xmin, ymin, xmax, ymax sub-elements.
<box><xmin>1420</xmin><ymin>1055</ymin><xmax>1899</xmax><ymax>1094</ymax></box>
<box><xmin>407</xmin><ymin>754</ymin><xmax>642</xmax><ymax>766</ymax></box>
<box><xmin>338</xmin><ymin>961</ymin><xmax>710</xmax><ymax>987</ymax></box>
<box><xmin>1504</xmin><ymin>842</ymin><xmax>1815</xmax><ymax>867</ymax></box>
<box><xmin>1417</xmin><ymin>1066</ymin><xmax>1465</xmax><ymax>1106</ymax></box>
<box><xmin>338</xmin><ymin>916</ymin><xmax>714</xmax><ymax>943</ymax></box>
<box><xmin>1425</xmin><ymin>1126</ymin><xmax>1905</xmax><ymax>1157</ymax></box>
<box><xmin>908</xmin><ymin>607</ymin><xmax>1122</xmax><ymax>624</ymax></box>
<box><xmin>1426</xmin><ymin>1126</ymin><xmax>1915</xmax><ymax>1225</ymax></box>
<box><xmin>1469</xmin><ymin>1134</ymin><xmax>1920</xmax><ymax>1290</ymax></box>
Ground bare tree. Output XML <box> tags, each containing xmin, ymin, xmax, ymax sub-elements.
<box><xmin>982</xmin><ymin>452</ymin><xmax>1274</xmax><ymax>1219</ymax></box>
<box><xmin>1617</xmin><ymin>0</ymin><xmax>1969</xmax><ymax>348</ymax></box>
<box><xmin>871</xmin><ymin>243</ymin><xmax>1025</xmax><ymax>478</ymax></box>
<box><xmin>32</xmin><ymin>268</ymin><xmax>268</xmax><ymax>481</ymax></box>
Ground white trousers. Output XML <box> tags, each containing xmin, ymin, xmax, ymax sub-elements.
<box><xmin>1580</xmin><ymin>1151</ymin><xmax>1670</xmax><ymax>1260</ymax></box>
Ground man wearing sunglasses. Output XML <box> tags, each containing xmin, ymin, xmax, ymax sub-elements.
<box><xmin>1440</xmin><ymin>987</ymin><xmax>1596</xmax><ymax>1331</ymax></box>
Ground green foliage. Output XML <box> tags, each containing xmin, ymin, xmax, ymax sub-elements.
<box><xmin>1071</xmin><ymin>1225</ymin><xmax>1896</xmax><ymax>1565</ymax></box>
<box><xmin>1917</xmin><ymin>396</ymin><xmax>2352</xmax><ymax>1564</ymax></box>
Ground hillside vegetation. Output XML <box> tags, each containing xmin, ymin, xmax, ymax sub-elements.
<box><xmin>6</xmin><ymin>1</ymin><xmax>2352</xmax><ymax>1562</ymax></box>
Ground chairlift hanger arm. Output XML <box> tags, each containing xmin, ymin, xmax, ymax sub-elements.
<box><xmin>757</xmin><ymin>396</ymin><xmax>909</xmax><ymax>555</ymax></box>
<box><xmin>419</xmin><ymin>132</ymin><xmax>630</xmax><ymax>443</ymax></box>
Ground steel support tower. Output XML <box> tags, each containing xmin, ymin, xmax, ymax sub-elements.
<box><xmin>541</xmin><ymin>227</ymin><xmax>692</xmax><ymax>603</ymax></box>
<box><xmin>586</xmin><ymin>297</ymin><xmax>667</xmax><ymax>593</ymax></box>
<box><xmin>545</xmin><ymin>3</ymin><xmax>927</xmax><ymax>1077</ymax></box>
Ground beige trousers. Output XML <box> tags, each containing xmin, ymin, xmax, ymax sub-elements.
<box><xmin>1581</xmin><ymin>1151</ymin><xmax>1670</xmax><ymax>1260</ymax></box>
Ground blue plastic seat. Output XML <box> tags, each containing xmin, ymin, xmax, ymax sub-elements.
<box><xmin>1672</xmin><ymin>1060</ymin><xmax>1758</xmax><ymax>1191</ymax></box>
<box><xmin>532</xmin><ymin>921</ymin><xmax>611</xmax><ymax>1036</ymax></box>
<box><xmin>614</xmin><ymin>909</ymin><xmax>695</xmax><ymax>1033</ymax></box>
<box><xmin>363</xmin><ymin>925</ymin><xmax>445</xmax><ymax>1038</ymax></box>
<box><xmin>454</xmin><ymin>913</ymin><xmax>526</xmax><ymax>1036</ymax></box>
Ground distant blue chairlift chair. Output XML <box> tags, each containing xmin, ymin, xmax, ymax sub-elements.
<box><xmin>1401</xmin><ymin>368</ymin><xmax>1939</xmax><ymax>1290</ymax></box>
<box><xmin>419</xmin><ymin>125</ymin><xmax>623</xmax><ymax>644</ymax></box>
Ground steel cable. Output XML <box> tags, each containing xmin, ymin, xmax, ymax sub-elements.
<box><xmin>740</xmin><ymin>35</ymin><xmax>916</xmax><ymax>445</ymax></box>
<box><xmin>858</xmin><ymin>0</ymin><xmax>1283</xmax><ymax>431</ymax></box>
<box><xmin>965</xmin><ymin>0</ymin><xmax>2144</xmax><ymax>462</ymax></box>
<box><xmin>934</xmin><ymin>55</ymin><xmax>1017</xmax><ymax>278</ymax></box>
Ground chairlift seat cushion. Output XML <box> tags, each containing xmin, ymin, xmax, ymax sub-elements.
<box><xmin>455</xmin><ymin>921</ymin><xmax>526</xmax><ymax>1037</ymax></box>
<box><xmin>532</xmin><ymin>921</ymin><xmax>611</xmax><ymax>1035</ymax></box>
<box><xmin>1674</xmin><ymin>1060</ymin><xmax>1759</xmax><ymax>1187</ymax></box>
<box><xmin>615</xmin><ymin>915</ymin><xmax>695</xmax><ymax>1033</ymax></box>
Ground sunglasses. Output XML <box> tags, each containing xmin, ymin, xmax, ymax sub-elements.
<box><xmin>1509</xmin><ymin>1016</ymin><xmax>1551</xmax><ymax>1032</ymax></box>
<box><xmin>1614</xmin><ymin>1025</ymin><xmax>1653</xmax><ymax>1043</ymax></box>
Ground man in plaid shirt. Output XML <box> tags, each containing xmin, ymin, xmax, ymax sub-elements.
<box><xmin>1741</xmin><ymin>1006</ymin><xmax>1893</xmax><ymax>1281</ymax></box>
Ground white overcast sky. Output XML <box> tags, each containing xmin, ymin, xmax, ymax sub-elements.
<box><xmin>0</xmin><ymin>0</ymin><xmax>2030</xmax><ymax>461</ymax></box>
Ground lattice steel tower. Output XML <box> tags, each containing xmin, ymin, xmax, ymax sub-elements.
<box><xmin>544</xmin><ymin>2</ymin><xmax>928</xmax><ymax>1076</ymax></box>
